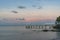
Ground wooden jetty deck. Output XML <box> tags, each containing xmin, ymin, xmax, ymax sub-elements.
<box><xmin>25</xmin><ymin>25</ymin><xmax>57</xmax><ymax>32</ymax></box>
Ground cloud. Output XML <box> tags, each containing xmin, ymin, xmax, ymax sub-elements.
<box><xmin>37</xmin><ymin>6</ymin><xmax>42</xmax><ymax>9</ymax></box>
<box><xmin>18</xmin><ymin>6</ymin><xmax>26</xmax><ymax>9</ymax></box>
<box><xmin>11</xmin><ymin>11</ymin><xmax>18</xmax><ymax>13</ymax></box>
<box><xmin>16</xmin><ymin>18</ymin><xmax>25</xmax><ymax>21</ymax></box>
<box><xmin>2</xmin><ymin>18</ymin><xmax>8</xmax><ymax>21</ymax></box>
<box><xmin>32</xmin><ymin>5</ymin><xmax>42</xmax><ymax>9</ymax></box>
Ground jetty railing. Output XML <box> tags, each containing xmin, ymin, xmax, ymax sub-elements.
<box><xmin>25</xmin><ymin>25</ymin><xmax>57</xmax><ymax>31</ymax></box>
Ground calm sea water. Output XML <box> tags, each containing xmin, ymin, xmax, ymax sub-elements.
<box><xmin>0</xmin><ymin>26</ymin><xmax>60</xmax><ymax>40</ymax></box>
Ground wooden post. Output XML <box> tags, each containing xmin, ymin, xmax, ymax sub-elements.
<box><xmin>45</xmin><ymin>26</ymin><xmax>46</xmax><ymax>30</ymax></box>
<box><xmin>39</xmin><ymin>26</ymin><xmax>40</xmax><ymax>29</ymax></box>
<box><xmin>41</xmin><ymin>26</ymin><xmax>43</xmax><ymax>29</ymax></box>
<box><xmin>30</xmin><ymin>26</ymin><xmax>32</xmax><ymax>29</ymax></box>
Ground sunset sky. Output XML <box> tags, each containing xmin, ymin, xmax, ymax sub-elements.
<box><xmin>0</xmin><ymin>0</ymin><xmax>60</xmax><ymax>25</ymax></box>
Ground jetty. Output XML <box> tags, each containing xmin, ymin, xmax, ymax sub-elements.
<box><xmin>25</xmin><ymin>25</ymin><xmax>57</xmax><ymax>32</ymax></box>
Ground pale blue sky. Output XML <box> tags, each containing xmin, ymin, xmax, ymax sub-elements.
<box><xmin>0</xmin><ymin>0</ymin><xmax>60</xmax><ymax>25</ymax></box>
<box><xmin>0</xmin><ymin>0</ymin><xmax>60</xmax><ymax>9</ymax></box>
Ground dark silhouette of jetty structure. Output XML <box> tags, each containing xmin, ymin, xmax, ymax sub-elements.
<box><xmin>25</xmin><ymin>25</ymin><xmax>56</xmax><ymax>32</ymax></box>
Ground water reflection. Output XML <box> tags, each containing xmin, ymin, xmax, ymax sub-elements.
<box><xmin>51</xmin><ymin>32</ymin><xmax>60</xmax><ymax>40</ymax></box>
<box><xmin>56</xmin><ymin>32</ymin><xmax>60</xmax><ymax>39</ymax></box>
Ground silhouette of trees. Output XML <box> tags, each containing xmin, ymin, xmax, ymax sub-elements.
<box><xmin>55</xmin><ymin>16</ymin><xmax>60</xmax><ymax>24</ymax></box>
<box><xmin>53</xmin><ymin>16</ymin><xmax>60</xmax><ymax>29</ymax></box>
